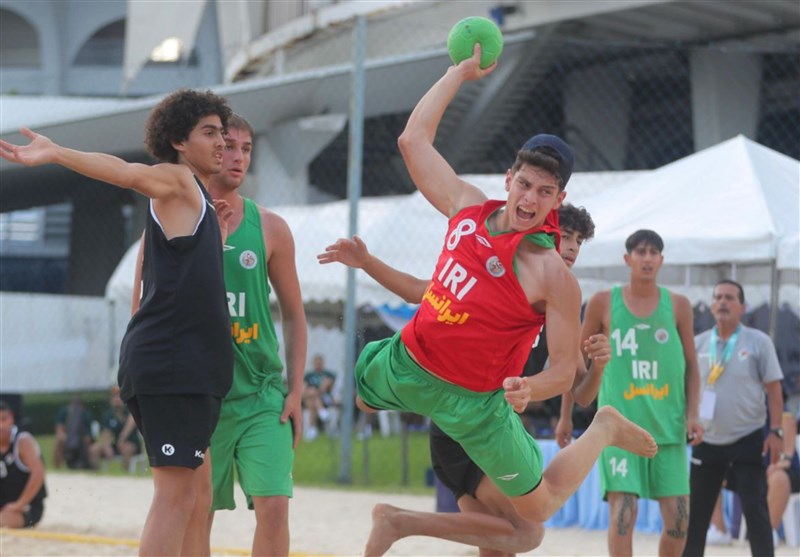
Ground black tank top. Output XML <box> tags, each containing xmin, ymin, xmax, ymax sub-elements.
<box><xmin>118</xmin><ymin>177</ymin><xmax>233</xmax><ymax>399</ymax></box>
<box><xmin>0</xmin><ymin>427</ymin><xmax>47</xmax><ymax>506</ymax></box>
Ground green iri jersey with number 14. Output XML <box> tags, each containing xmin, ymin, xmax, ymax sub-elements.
<box><xmin>599</xmin><ymin>286</ymin><xmax>686</xmax><ymax>444</ymax></box>
<box><xmin>222</xmin><ymin>198</ymin><xmax>285</xmax><ymax>400</ymax></box>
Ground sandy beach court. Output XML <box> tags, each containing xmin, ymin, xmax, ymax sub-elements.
<box><xmin>1</xmin><ymin>472</ymin><xmax>795</xmax><ymax>556</ymax></box>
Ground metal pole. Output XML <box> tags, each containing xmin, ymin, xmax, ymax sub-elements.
<box><xmin>768</xmin><ymin>261</ymin><xmax>779</xmax><ymax>341</ymax></box>
<box><xmin>339</xmin><ymin>14</ymin><xmax>366</xmax><ymax>484</ymax></box>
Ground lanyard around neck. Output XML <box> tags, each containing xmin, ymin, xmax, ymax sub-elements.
<box><xmin>707</xmin><ymin>325</ymin><xmax>740</xmax><ymax>386</ymax></box>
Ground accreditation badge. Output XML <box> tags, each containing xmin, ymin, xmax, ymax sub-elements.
<box><xmin>699</xmin><ymin>388</ymin><xmax>717</xmax><ymax>421</ymax></box>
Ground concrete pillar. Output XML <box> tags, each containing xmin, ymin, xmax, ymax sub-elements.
<box><xmin>251</xmin><ymin>114</ymin><xmax>346</xmax><ymax>207</ymax></box>
<box><xmin>252</xmin><ymin>134</ymin><xmax>304</xmax><ymax>207</ymax></box>
<box><xmin>563</xmin><ymin>66</ymin><xmax>631</xmax><ymax>170</ymax></box>
<box><xmin>690</xmin><ymin>50</ymin><xmax>761</xmax><ymax>150</ymax></box>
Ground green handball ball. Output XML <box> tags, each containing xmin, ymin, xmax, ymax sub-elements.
<box><xmin>447</xmin><ymin>16</ymin><xmax>504</xmax><ymax>69</ymax></box>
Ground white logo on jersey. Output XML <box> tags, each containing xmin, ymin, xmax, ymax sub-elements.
<box><xmin>654</xmin><ymin>328</ymin><xmax>669</xmax><ymax>344</ymax></box>
<box><xmin>485</xmin><ymin>255</ymin><xmax>505</xmax><ymax>277</ymax></box>
<box><xmin>161</xmin><ymin>444</ymin><xmax>175</xmax><ymax>456</ymax></box>
<box><xmin>496</xmin><ymin>473</ymin><xmax>520</xmax><ymax>481</ymax></box>
<box><xmin>223</xmin><ymin>244</ymin><xmax>235</xmax><ymax>251</ymax></box>
<box><xmin>447</xmin><ymin>219</ymin><xmax>476</xmax><ymax>250</ymax></box>
<box><xmin>240</xmin><ymin>250</ymin><xmax>257</xmax><ymax>269</ymax></box>
<box><xmin>476</xmin><ymin>234</ymin><xmax>491</xmax><ymax>248</ymax></box>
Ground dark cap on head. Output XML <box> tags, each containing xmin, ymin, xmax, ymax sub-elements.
<box><xmin>521</xmin><ymin>134</ymin><xmax>574</xmax><ymax>187</ymax></box>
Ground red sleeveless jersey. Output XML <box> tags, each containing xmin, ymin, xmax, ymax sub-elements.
<box><xmin>401</xmin><ymin>200</ymin><xmax>560</xmax><ymax>392</ymax></box>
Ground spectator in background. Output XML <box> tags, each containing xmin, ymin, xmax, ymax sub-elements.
<box><xmin>53</xmin><ymin>397</ymin><xmax>93</xmax><ymax>470</ymax></box>
<box><xmin>89</xmin><ymin>386</ymin><xmax>141</xmax><ymax>471</ymax></box>
<box><xmin>767</xmin><ymin>407</ymin><xmax>799</xmax><ymax>544</ymax></box>
<box><xmin>302</xmin><ymin>354</ymin><xmax>339</xmax><ymax>440</ymax></box>
<box><xmin>683</xmin><ymin>279</ymin><xmax>784</xmax><ymax>557</ymax></box>
<box><xmin>0</xmin><ymin>400</ymin><xmax>47</xmax><ymax>528</ymax></box>
<box><xmin>706</xmin><ymin>404</ymin><xmax>800</xmax><ymax>547</ymax></box>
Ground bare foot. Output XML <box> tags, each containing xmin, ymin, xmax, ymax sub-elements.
<box><xmin>593</xmin><ymin>405</ymin><xmax>658</xmax><ymax>458</ymax></box>
<box><xmin>364</xmin><ymin>503</ymin><xmax>402</xmax><ymax>557</ymax></box>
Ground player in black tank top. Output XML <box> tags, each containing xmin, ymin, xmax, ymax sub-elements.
<box><xmin>0</xmin><ymin>89</ymin><xmax>234</xmax><ymax>555</ymax></box>
<box><xmin>0</xmin><ymin>402</ymin><xmax>46</xmax><ymax>528</ymax></box>
<box><xmin>119</xmin><ymin>177</ymin><xmax>232</xmax><ymax>401</ymax></box>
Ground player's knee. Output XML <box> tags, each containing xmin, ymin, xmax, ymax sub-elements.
<box><xmin>355</xmin><ymin>395</ymin><xmax>379</xmax><ymax>414</ymax></box>
<box><xmin>609</xmin><ymin>494</ymin><xmax>638</xmax><ymax>530</ymax></box>
<box><xmin>514</xmin><ymin>521</ymin><xmax>544</xmax><ymax>553</ymax></box>
<box><xmin>254</xmin><ymin>497</ymin><xmax>289</xmax><ymax>531</ymax></box>
<box><xmin>153</xmin><ymin>478</ymin><xmax>197</xmax><ymax>514</ymax></box>
<box><xmin>512</xmin><ymin>498</ymin><xmax>550</xmax><ymax>524</ymax></box>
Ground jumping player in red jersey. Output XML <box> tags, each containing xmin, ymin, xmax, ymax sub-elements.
<box><xmin>325</xmin><ymin>45</ymin><xmax>657</xmax><ymax>556</ymax></box>
<box><xmin>320</xmin><ymin>202</ymin><xmax>609</xmax><ymax>556</ymax></box>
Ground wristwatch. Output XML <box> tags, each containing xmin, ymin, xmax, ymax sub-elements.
<box><xmin>779</xmin><ymin>452</ymin><xmax>791</xmax><ymax>462</ymax></box>
<box><xmin>769</xmin><ymin>427</ymin><xmax>784</xmax><ymax>439</ymax></box>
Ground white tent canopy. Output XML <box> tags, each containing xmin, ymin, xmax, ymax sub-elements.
<box><xmin>106</xmin><ymin>136</ymin><xmax>800</xmax><ymax>313</ymax></box>
<box><xmin>576</xmin><ymin>135</ymin><xmax>799</xmax><ymax>269</ymax></box>
<box><xmin>105</xmin><ymin>171</ymin><xmax>644</xmax><ymax>312</ymax></box>
<box><xmin>570</xmin><ymin>136</ymin><xmax>799</xmax><ymax>311</ymax></box>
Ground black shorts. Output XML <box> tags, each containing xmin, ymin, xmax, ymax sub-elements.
<box><xmin>789</xmin><ymin>467</ymin><xmax>800</xmax><ymax>493</ymax></box>
<box><xmin>23</xmin><ymin>500</ymin><xmax>44</xmax><ymax>527</ymax></box>
<box><xmin>127</xmin><ymin>394</ymin><xmax>221</xmax><ymax>470</ymax></box>
<box><xmin>429</xmin><ymin>422</ymin><xmax>484</xmax><ymax>500</ymax></box>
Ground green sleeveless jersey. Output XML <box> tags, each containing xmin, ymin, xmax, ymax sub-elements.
<box><xmin>223</xmin><ymin>198</ymin><xmax>285</xmax><ymax>400</ymax></box>
<box><xmin>598</xmin><ymin>286</ymin><xmax>686</xmax><ymax>444</ymax></box>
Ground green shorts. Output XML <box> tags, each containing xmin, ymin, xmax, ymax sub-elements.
<box><xmin>600</xmin><ymin>442</ymin><xmax>688</xmax><ymax>500</ymax></box>
<box><xmin>210</xmin><ymin>383</ymin><xmax>294</xmax><ymax>511</ymax></box>
<box><xmin>356</xmin><ymin>333</ymin><xmax>543</xmax><ymax>497</ymax></box>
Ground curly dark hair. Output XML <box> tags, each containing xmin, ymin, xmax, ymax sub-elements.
<box><xmin>558</xmin><ymin>203</ymin><xmax>595</xmax><ymax>241</ymax></box>
<box><xmin>144</xmin><ymin>89</ymin><xmax>232</xmax><ymax>163</ymax></box>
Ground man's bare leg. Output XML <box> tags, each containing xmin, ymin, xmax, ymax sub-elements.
<box><xmin>658</xmin><ymin>495</ymin><xmax>688</xmax><ymax>557</ymax></box>
<box><xmin>252</xmin><ymin>495</ymin><xmax>290</xmax><ymax>557</ymax></box>
<box><xmin>512</xmin><ymin>406</ymin><xmax>657</xmax><ymax>523</ymax></box>
<box><xmin>365</xmin><ymin>499</ymin><xmax>543</xmax><ymax>557</ymax></box>
<box><xmin>180</xmin><ymin>452</ymin><xmax>212</xmax><ymax>556</ymax></box>
<box><xmin>140</xmin><ymin>467</ymin><xmax>197</xmax><ymax>556</ymax></box>
<box><xmin>467</xmin><ymin>477</ymin><xmax>543</xmax><ymax>557</ymax></box>
<box><xmin>607</xmin><ymin>492</ymin><xmax>637</xmax><ymax>557</ymax></box>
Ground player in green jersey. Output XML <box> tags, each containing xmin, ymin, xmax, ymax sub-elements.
<box><xmin>206</xmin><ymin>114</ymin><xmax>307</xmax><ymax>556</ymax></box>
<box><xmin>579</xmin><ymin>229</ymin><xmax>702</xmax><ymax>557</ymax></box>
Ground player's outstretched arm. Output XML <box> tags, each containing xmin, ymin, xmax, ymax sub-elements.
<box><xmin>318</xmin><ymin>236</ymin><xmax>429</xmax><ymax>304</ymax></box>
<box><xmin>1</xmin><ymin>128</ymin><xmax>192</xmax><ymax>200</ymax></box>
<box><xmin>397</xmin><ymin>47</ymin><xmax>492</xmax><ymax>218</ymax></box>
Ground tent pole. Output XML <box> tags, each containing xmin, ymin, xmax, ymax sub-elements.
<box><xmin>768</xmin><ymin>260</ymin><xmax>779</xmax><ymax>341</ymax></box>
